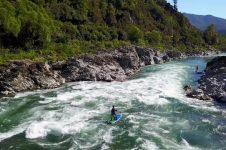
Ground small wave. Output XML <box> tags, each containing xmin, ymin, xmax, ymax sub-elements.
<box><xmin>141</xmin><ymin>140</ymin><xmax>159</xmax><ymax>150</ymax></box>
<box><xmin>25</xmin><ymin>121</ymin><xmax>64</xmax><ymax>139</ymax></box>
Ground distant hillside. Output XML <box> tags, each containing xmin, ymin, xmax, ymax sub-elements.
<box><xmin>184</xmin><ymin>13</ymin><xmax>226</xmax><ymax>35</ymax></box>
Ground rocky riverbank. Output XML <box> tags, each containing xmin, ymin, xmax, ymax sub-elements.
<box><xmin>185</xmin><ymin>56</ymin><xmax>226</xmax><ymax>103</ymax></box>
<box><xmin>0</xmin><ymin>45</ymin><xmax>220</xmax><ymax>96</ymax></box>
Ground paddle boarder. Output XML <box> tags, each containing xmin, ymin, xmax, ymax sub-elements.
<box><xmin>111</xmin><ymin>106</ymin><xmax>117</xmax><ymax>121</ymax></box>
<box><xmin>195</xmin><ymin>65</ymin><xmax>199</xmax><ymax>73</ymax></box>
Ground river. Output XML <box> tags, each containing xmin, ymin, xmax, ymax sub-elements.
<box><xmin>1</xmin><ymin>57</ymin><xmax>226</xmax><ymax>150</ymax></box>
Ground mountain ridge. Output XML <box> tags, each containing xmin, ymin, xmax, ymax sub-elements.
<box><xmin>184</xmin><ymin>13</ymin><xmax>226</xmax><ymax>35</ymax></box>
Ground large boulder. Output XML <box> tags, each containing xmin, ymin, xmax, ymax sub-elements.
<box><xmin>61</xmin><ymin>54</ymin><xmax>127</xmax><ymax>82</ymax></box>
<box><xmin>186</xmin><ymin>88</ymin><xmax>212</xmax><ymax>101</ymax></box>
<box><xmin>166</xmin><ymin>51</ymin><xmax>183</xmax><ymax>59</ymax></box>
<box><xmin>162</xmin><ymin>55</ymin><xmax>170</xmax><ymax>62</ymax></box>
<box><xmin>135</xmin><ymin>47</ymin><xmax>155</xmax><ymax>65</ymax></box>
<box><xmin>0</xmin><ymin>61</ymin><xmax>65</xmax><ymax>96</ymax></box>
<box><xmin>153</xmin><ymin>56</ymin><xmax>163</xmax><ymax>64</ymax></box>
<box><xmin>113</xmin><ymin>46</ymin><xmax>141</xmax><ymax>75</ymax></box>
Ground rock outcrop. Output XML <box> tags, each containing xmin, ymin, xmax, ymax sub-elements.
<box><xmin>185</xmin><ymin>56</ymin><xmax>226</xmax><ymax>103</ymax></box>
<box><xmin>0</xmin><ymin>61</ymin><xmax>65</xmax><ymax>95</ymax></box>
<box><xmin>0</xmin><ymin>45</ymin><xmax>220</xmax><ymax>96</ymax></box>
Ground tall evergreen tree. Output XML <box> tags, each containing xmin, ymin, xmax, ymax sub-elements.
<box><xmin>173</xmin><ymin>0</ymin><xmax>178</xmax><ymax>10</ymax></box>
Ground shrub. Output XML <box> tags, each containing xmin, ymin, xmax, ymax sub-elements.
<box><xmin>49</xmin><ymin>3</ymin><xmax>75</xmax><ymax>22</ymax></box>
<box><xmin>145</xmin><ymin>30</ymin><xmax>162</xmax><ymax>45</ymax></box>
<box><xmin>18</xmin><ymin>21</ymin><xmax>49</xmax><ymax>49</ymax></box>
<box><xmin>127</xmin><ymin>25</ymin><xmax>143</xmax><ymax>42</ymax></box>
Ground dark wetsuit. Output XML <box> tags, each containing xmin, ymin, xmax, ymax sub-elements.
<box><xmin>195</xmin><ymin>66</ymin><xmax>199</xmax><ymax>73</ymax></box>
<box><xmin>111</xmin><ymin>107</ymin><xmax>117</xmax><ymax>120</ymax></box>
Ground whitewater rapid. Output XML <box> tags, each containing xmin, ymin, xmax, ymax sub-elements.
<box><xmin>0</xmin><ymin>58</ymin><xmax>226</xmax><ymax>150</ymax></box>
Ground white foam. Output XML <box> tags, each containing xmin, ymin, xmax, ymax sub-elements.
<box><xmin>141</xmin><ymin>140</ymin><xmax>159</xmax><ymax>150</ymax></box>
<box><xmin>103</xmin><ymin>127</ymin><xmax>116</xmax><ymax>144</ymax></box>
<box><xmin>101</xmin><ymin>144</ymin><xmax>110</xmax><ymax>150</ymax></box>
<box><xmin>38</xmin><ymin>98</ymin><xmax>55</xmax><ymax>104</ymax></box>
<box><xmin>202</xmin><ymin>119</ymin><xmax>211</xmax><ymax>123</ymax></box>
<box><xmin>56</xmin><ymin>92</ymin><xmax>77</xmax><ymax>101</ymax></box>
<box><xmin>1</xmin><ymin>59</ymin><xmax>223</xmax><ymax>149</ymax></box>
<box><xmin>25</xmin><ymin>121</ymin><xmax>64</xmax><ymax>139</ymax></box>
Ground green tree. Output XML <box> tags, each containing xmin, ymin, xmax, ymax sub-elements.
<box><xmin>71</xmin><ymin>0</ymin><xmax>88</xmax><ymax>23</ymax></box>
<box><xmin>49</xmin><ymin>3</ymin><xmax>75</xmax><ymax>22</ymax></box>
<box><xmin>203</xmin><ymin>24</ymin><xmax>219</xmax><ymax>45</ymax></box>
<box><xmin>106</xmin><ymin>4</ymin><xmax>117</xmax><ymax>26</ymax></box>
<box><xmin>145</xmin><ymin>30</ymin><xmax>162</xmax><ymax>45</ymax></box>
<box><xmin>127</xmin><ymin>25</ymin><xmax>143</xmax><ymax>42</ymax></box>
<box><xmin>0</xmin><ymin>1</ymin><xmax>21</xmax><ymax>36</ymax></box>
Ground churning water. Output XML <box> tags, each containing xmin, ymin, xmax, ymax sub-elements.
<box><xmin>1</xmin><ymin>57</ymin><xmax>226</xmax><ymax>150</ymax></box>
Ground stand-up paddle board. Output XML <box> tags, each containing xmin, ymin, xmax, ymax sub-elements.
<box><xmin>107</xmin><ymin>114</ymin><xmax>122</xmax><ymax>124</ymax></box>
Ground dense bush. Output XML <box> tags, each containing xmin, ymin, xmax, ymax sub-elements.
<box><xmin>0</xmin><ymin>0</ymin><xmax>55</xmax><ymax>49</ymax></box>
<box><xmin>127</xmin><ymin>25</ymin><xmax>143</xmax><ymax>42</ymax></box>
<box><xmin>0</xmin><ymin>0</ymin><xmax>218</xmax><ymax>63</ymax></box>
<box><xmin>145</xmin><ymin>30</ymin><xmax>162</xmax><ymax>46</ymax></box>
<box><xmin>49</xmin><ymin>3</ymin><xmax>75</xmax><ymax>22</ymax></box>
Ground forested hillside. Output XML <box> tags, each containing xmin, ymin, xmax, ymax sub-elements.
<box><xmin>0</xmin><ymin>0</ymin><xmax>210</xmax><ymax>62</ymax></box>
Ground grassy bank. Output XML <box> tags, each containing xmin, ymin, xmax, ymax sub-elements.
<box><xmin>0</xmin><ymin>40</ymin><xmax>131</xmax><ymax>64</ymax></box>
<box><xmin>0</xmin><ymin>40</ymin><xmax>210</xmax><ymax>64</ymax></box>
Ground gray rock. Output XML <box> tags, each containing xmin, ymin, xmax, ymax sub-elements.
<box><xmin>186</xmin><ymin>88</ymin><xmax>212</xmax><ymax>101</ymax></box>
<box><xmin>0</xmin><ymin>45</ymin><xmax>219</xmax><ymax>97</ymax></box>
<box><xmin>167</xmin><ymin>51</ymin><xmax>183</xmax><ymax>59</ymax></box>
<box><xmin>114</xmin><ymin>46</ymin><xmax>141</xmax><ymax>75</ymax></box>
<box><xmin>186</xmin><ymin>56</ymin><xmax>226</xmax><ymax>103</ymax></box>
<box><xmin>184</xmin><ymin>85</ymin><xmax>193</xmax><ymax>93</ymax></box>
<box><xmin>153</xmin><ymin>56</ymin><xmax>163</xmax><ymax>64</ymax></box>
<box><xmin>162</xmin><ymin>55</ymin><xmax>170</xmax><ymax>62</ymax></box>
<box><xmin>218</xmin><ymin>96</ymin><xmax>226</xmax><ymax>103</ymax></box>
<box><xmin>0</xmin><ymin>61</ymin><xmax>65</xmax><ymax>96</ymax></box>
<box><xmin>135</xmin><ymin>47</ymin><xmax>155</xmax><ymax>65</ymax></box>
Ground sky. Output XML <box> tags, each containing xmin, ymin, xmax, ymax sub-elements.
<box><xmin>167</xmin><ymin>0</ymin><xmax>226</xmax><ymax>19</ymax></box>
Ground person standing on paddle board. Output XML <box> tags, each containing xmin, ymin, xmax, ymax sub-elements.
<box><xmin>111</xmin><ymin>106</ymin><xmax>117</xmax><ymax>121</ymax></box>
<box><xmin>195</xmin><ymin>65</ymin><xmax>199</xmax><ymax>73</ymax></box>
